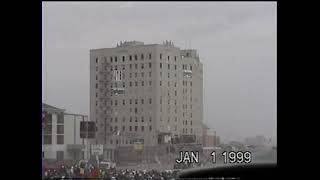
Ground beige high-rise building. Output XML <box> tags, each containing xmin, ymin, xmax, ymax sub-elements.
<box><xmin>90</xmin><ymin>41</ymin><xmax>203</xmax><ymax>162</ymax></box>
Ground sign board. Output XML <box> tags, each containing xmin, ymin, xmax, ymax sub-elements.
<box><xmin>134</xmin><ymin>142</ymin><xmax>144</xmax><ymax>151</ymax></box>
<box><xmin>91</xmin><ymin>144</ymin><xmax>103</xmax><ymax>155</ymax></box>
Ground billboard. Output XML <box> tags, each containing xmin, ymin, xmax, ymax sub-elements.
<box><xmin>91</xmin><ymin>144</ymin><xmax>103</xmax><ymax>155</ymax></box>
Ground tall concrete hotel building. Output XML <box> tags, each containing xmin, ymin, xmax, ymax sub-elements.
<box><xmin>90</xmin><ymin>41</ymin><xmax>203</xmax><ymax>163</ymax></box>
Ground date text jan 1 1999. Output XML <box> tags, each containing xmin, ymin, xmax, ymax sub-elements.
<box><xmin>175</xmin><ymin>151</ymin><xmax>252</xmax><ymax>164</ymax></box>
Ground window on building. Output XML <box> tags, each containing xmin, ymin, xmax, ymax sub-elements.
<box><xmin>190</xmin><ymin>128</ymin><xmax>193</xmax><ymax>133</ymax></box>
<box><xmin>149</xmin><ymin>81</ymin><xmax>152</xmax><ymax>86</ymax></box>
<box><xmin>110</xmin><ymin>57</ymin><xmax>113</xmax><ymax>62</ymax></box>
<box><xmin>141</xmin><ymin>54</ymin><xmax>144</xmax><ymax>60</ymax></box>
<box><xmin>149</xmin><ymin>126</ymin><xmax>152</xmax><ymax>131</ymax></box>
<box><xmin>141</xmin><ymin>72</ymin><xmax>144</xmax><ymax>77</ymax></box>
<box><xmin>142</xmin><ymin>81</ymin><xmax>144</xmax><ymax>86</ymax></box>
<box><xmin>160</xmin><ymin>81</ymin><xmax>162</xmax><ymax>86</ymax></box>
<box><xmin>122</xmin><ymin>64</ymin><xmax>125</xmax><ymax>70</ymax></box>
<box><xmin>190</xmin><ymin>82</ymin><xmax>192</xmax><ymax>86</ymax></box>
<box><xmin>129</xmin><ymin>55</ymin><xmax>132</xmax><ymax>61</ymax></box>
<box><xmin>160</xmin><ymin>71</ymin><xmax>162</xmax><ymax>77</ymax></box>
<box><xmin>141</xmin><ymin>116</ymin><xmax>144</xmax><ymax>122</ymax></box>
<box><xmin>149</xmin><ymin>98</ymin><xmax>152</xmax><ymax>104</ymax></box>
<box><xmin>149</xmin><ymin>53</ymin><xmax>152</xmax><ymax>59</ymax></box>
<box><xmin>135</xmin><ymin>72</ymin><xmax>137</xmax><ymax>78</ymax></box>
<box><xmin>95</xmin><ymin>83</ymin><xmax>98</xmax><ymax>89</ymax></box>
<box><xmin>175</xmin><ymin>56</ymin><xmax>177</xmax><ymax>61</ymax></box>
<box><xmin>57</xmin><ymin>135</ymin><xmax>64</xmax><ymax>144</ymax></box>
<box><xmin>190</xmin><ymin>65</ymin><xmax>192</xmax><ymax>70</ymax></box>
<box><xmin>135</xmin><ymin>99</ymin><xmax>138</xmax><ymax>105</ymax></box>
<box><xmin>141</xmin><ymin>63</ymin><xmax>144</xmax><ymax>69</ymax></box>
<box><xmin>135</xmin><ymin>81</ymin><xmax>138</xmax><ymax>87</ymax></box>
<box><xmin>160</xmin><ymin>54</ymin><xmax>162</xmax><ymax>59</ymax></box>
<box><xmin>96</xmin><ymin>66</ymin><xmax>98</xmax><ymax>71</ymax></box>
<box><xmin>149</xmin><ymin>62</ymin><xmax>151</xmax><ymax>68</ymax></box>
<box><xmin>168</xmin><ymin>64</ymin><xmax>170</xmax><ymax>69</ymax></box>
<box><xmin>175</xmin><ymin>91</ymin><xmax>177</xmax><ymax>96</ymax></box>
<box><xmin>149</xmin><ymin>117</ymin><xmax>152</xmax><ymax>122</ymax></box>
<box><xmin>135</xmin><ymin>117</ymin><xmax>138</xmax><ymax>122</ymax></box>
<box><xmin>96</xmin><ymin>58</ymin><xmax>98</xmax><ymax>63</ymax></box>
<box><xmin>129</xmin><ymin>126</ymin><xmax>132</xmax><ymax>131</ymax></box>
<box><xmin>130</xmin><ymin>117</ymin><xmax>132</xmax><ymax>122</ymax></box>
<box><xmin>57</xmin><ymin>125</ymin><xmax>64</xmax><ymax>134</ymax></box>
<box><xmin>123</xmin><ymin>99</ymin><xmax>125</xmax><ymax>105</ymax></box>
<box><xmin>168</xmin><ymin>73</ymin><xmax>170</xmax><ymax>78</ymax></box>
<box><xmin>96</xmin><ymin>75</ymin><xmax>98</xmax><ymax>81</ymax></box>
<box><xmin>175</xmin><ymin>65</ymin><xmax>177</xmax><ymax>70</ymax></box>
<box><xmin>168</xmin><ymin>117</ymin><xmax>170</xmax><ymax>122</ymax></box>
<box><xmin>130</xmin><ymin>81</ymin><xmax>132</xmax><ymax>87</ymax></box>
<box><xmin>110</xmin><ymin>139</ymin><xmax>113</xmax><ymax>144</ymax></box>
<box><xmin>168</xmin><ymin>56</ymin><xmax>170</xmax><ymax>60</ymax></box>
<box><xmin>175</xmin><ymin>100</ymin><xmax>177</xmax><ymax>105</ymax></box>
<box><xmin>134</xmin><ymin>54</ymin><xmax>138</xmax><ymax>60</ymax></box>
<box><xmin>141</xmin><ymin>126</ymin><xmax>144</xmax><ymax>132</ymax></box>
<box><xmin>160</xmin><ymin>63</ymin><xmax>162</xmax><ymax>68</ymax></box>
<box><xmin>160</xmin><ymin>98</ymin><xmax>162</xmax><ymax>104</ymax></box>
<box><xmin>122</xmin><ymin>126</ymin><xmax>125</xmax><ymax>131</ymax></box>
<box><xmin>135</xmin><ymin>64</ymin><xmax>138</xmax><ymax>69</ymax></box>
<box><xmin>43</xmin><ymin>135</ymin><xmax>52</xmax><ymax>144</ymax></box>
<box><xmin>135</xmin><ymin>108</ymin><xmax>138</xmax><ymax>114</ymax></box>
<box><xmin>141</xmin><ymin>99</ymin><xmax>144</xmax><ymax>104</ymax></box>
<box><xmin>57</xmin><ymin>113</ymin><xmax>64</xmax><ymax>124</ymax></box>
<box><xmin>123</xmin><ymin>117</ymin><xmax>125</xmax><ymax>122</ymax></box>
<box><xmin>130</xmin><ymin>99</ymin><xmax>132</xmax><ymax>104</ymax></box>
<box><xmin>110</xmin><ymin>126</ymin><xmax>113</xmax><ymax>132</ymax></box>
<box><xmin>175</xmin><ymin>82</ymin><xmax>177</xmax><ymax>87</ymax></box>
<box><xmin>149</xmin><ymin>72</ymin><xmax>152</xmax><ymax>77</ymax></box>
<box><xmin>115</xmin><ymin>56</ymin><xmax>118</xmax><ymax>62</ymax></box>
<box><xmin>135</xmin><ymin>126</ymin><xmax>138</xmax><ymax>131</ymax></box>
<box><xmin>115</xmin><ymin>100</ymin><xmax>118</xmax><ymax>106</ymax></box>
<box><xmin>130</xmin><ymin>64</ymin><xmax>132</xmax><ymax>69</ymax></box>
<box><xmin>123</xmin><ymin>82</ymin><xmax>125</xmax><ymax>87</ymax></box>
<box><xmin>129</xmin><ymin>73</ymin><xmax>132</xmax><ymax>78</ymax></box>
<box><xmin>110</xmin><ymin>117</ymin><xmax>113</xmax><ymax>122</ymax></box>
<box><xmin>168</xmin><ymin>81</ymin><xmax>170</xmax><ymax>87</ymax></box>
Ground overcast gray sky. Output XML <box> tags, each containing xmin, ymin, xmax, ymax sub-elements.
<box><xmin>42</xmin><ymin>2</ymin><xmax>277</xmax><ymax>143</ymax></box>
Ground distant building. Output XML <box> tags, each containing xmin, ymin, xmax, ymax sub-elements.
<box><xmin>42</xmin><ymin>103</ymin><xmax>90</xmax><ymax>162</ymax></box>
<box><xmin>245</xmin><ymin>135</ymin><xmax>267</xmax><ymax>147</ymax></box>
<box><xmin>202</xmin><ymin>124</ymin><xmax>220</xmax><ymax>147</ymax></box>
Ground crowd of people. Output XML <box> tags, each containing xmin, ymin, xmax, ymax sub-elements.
<box><xmin>43</xmin><ymin>161</ymin><xmax>179</xmax><ymax>179</ymax></box>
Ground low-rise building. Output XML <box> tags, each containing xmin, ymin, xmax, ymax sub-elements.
<box><xmin>42</xmin><ymin>103</ymin><xmax>90</xmax><ymax>162</ymax></box>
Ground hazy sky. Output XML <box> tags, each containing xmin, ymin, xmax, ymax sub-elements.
<box><xmin>42</xmin><ymin>2</ymin><xmax>277</xmax><ymax>142</ymax></box>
